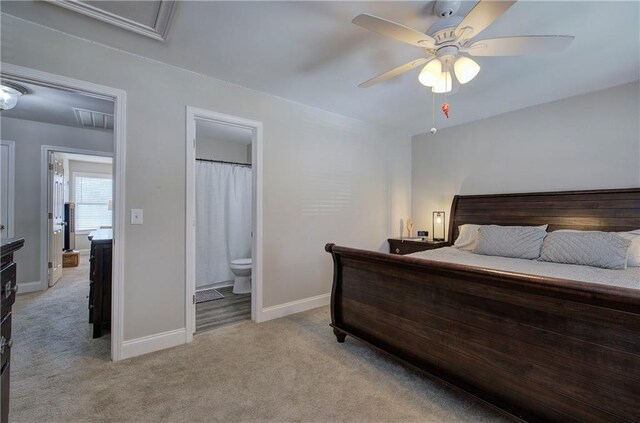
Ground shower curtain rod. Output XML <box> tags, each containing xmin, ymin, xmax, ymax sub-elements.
<box><xmin>196</xmin><ymin>158</ymin><xmax>252</xmax><ymax>167</ymax></box>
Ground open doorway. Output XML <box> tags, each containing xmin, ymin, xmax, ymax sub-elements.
<box><xmin>47</xmin><ymin>152</ymin><xmax>114</xmax><ymax>286</ymax></box>
<box><xmin>0</xmin><ymin>64</ymin><xmax>125</xmax><ymax>360</ymax></box>
<box><xmin>43</xmin><ymin>149</ymin><xmax>114</xmax><ymax>348</ymax></box>
<box><xmin>185</xmin><ymin>107</ymin><xmax>263</xmax><ymax>340</ymax></box>
<box><xmin>194</xmin><ymin>121</ymin><xmax>252</xmax><ymax>333</ymax></box>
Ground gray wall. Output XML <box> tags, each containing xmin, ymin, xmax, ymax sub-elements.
<box><xmin>411</xmin><ymin>82</ymin><xmax>640</xmax><ymax>240</ymax></box>
<box><xmin>196</xmin><ymin>137</ymin><xmax>251</xmax><ymax>163</ymax></box>
<box><xmin>0</xmin><ymin>116</ymin><xmax>113</xmax><ymax>284</ymax></box>
<box><xmin>1</xmin><ymin>14</ymin><xmax>411</xmax><ymax>341</ymax></box>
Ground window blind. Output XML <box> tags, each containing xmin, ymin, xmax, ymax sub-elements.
<box><xmin>74</xmin><ymin>174</ymin><xmax>112</xmax><ymax>231</ymax></box>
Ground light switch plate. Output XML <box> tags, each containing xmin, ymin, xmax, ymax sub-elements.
<box><xmin>131</xmin><ymin>208</ymin><xmax>143</xmax><ymax>225</ymax></box>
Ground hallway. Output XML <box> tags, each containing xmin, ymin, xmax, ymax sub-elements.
<box><xmin>11</xmin><ymin>257</ymin><xmax>110</xmax><ymax>416</ymax></box>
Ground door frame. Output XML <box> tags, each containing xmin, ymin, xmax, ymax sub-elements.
<box><xmin>1</xmin><ymin>63</ymin><xmax>127</xmax><ymax>361</ymax></box>
<box><xmin>0</xmin><ymin>140</ymin><xmax>16</xmax><ymax>238</ymax></box>
<box><xmin>185</xmin><ymin>106</ymin><xmax>264</xmax><ymax>342</ymax></box>
<box><xmin>41</xmin><ymin>146</ymin><xmax>114</xmax><ymax>288</ymax></box>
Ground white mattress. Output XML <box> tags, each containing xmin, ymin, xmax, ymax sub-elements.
<box><xmin>407</xmin><ymin>247</ymin><xmax>640</xmax><ymax>290</ymax></box>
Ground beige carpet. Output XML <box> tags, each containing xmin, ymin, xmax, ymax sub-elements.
<box><xmin>11</xmin><ymin>261</ymin><xmax>508</xmax><ymax>423</ymax></box>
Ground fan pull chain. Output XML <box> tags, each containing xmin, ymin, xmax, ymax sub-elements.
<box><xmin>430</xmin><ymin>90</ymin><xmax>437</xmax><ymax>134</ymax></box>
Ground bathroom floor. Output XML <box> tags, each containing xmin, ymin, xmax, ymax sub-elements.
<box><xmin>195</xmin><ymin>286</ymin><xmax>251</xmax><ymax>333</ymax></box>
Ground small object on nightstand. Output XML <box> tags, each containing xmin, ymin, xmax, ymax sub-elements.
<box><xmin>432</xmin><ymin>211</ymin><xmax>446</xmax><ymax>241</ymax></box>
<box><xmin>406</xmin><ymin>219</ymin><xmax>414</xmax><ymax>238</ymax></box>
<box><xmin>388</xmin><ymin>238</ymin><xmax>448</xmax><ymax>255</ymax></box>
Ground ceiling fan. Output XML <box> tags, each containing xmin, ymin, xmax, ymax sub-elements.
<box><xmin>354</xmin><ymin>0</ymin><xmax>575</xmax><ymax>93</ymax></box>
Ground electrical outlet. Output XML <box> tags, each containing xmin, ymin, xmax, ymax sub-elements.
<box><xmin>131</xmin><ymin>209</ymin><xmax>143</xmax><ymax>225</ymax></box>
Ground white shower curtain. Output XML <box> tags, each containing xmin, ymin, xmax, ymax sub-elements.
<box><xmin>196</xmin><ymin>161</ymin><xmax>252</xmax><ymax>288</ymax></box>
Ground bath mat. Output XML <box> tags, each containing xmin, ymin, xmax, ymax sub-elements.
<box><xmin>196</xmin><ymin>288</ymin><xmax>225</xmax><ymax>304</ymax></box>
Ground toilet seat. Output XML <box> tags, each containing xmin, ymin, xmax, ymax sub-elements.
<box><xmin>230</xmin><ymin>258</ymin><xmax>252</xmax><ymax>269</ymax></box>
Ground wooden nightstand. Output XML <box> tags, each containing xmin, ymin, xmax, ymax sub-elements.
<box><xmin>388</xmin><ymin>238</ymin><xmax>448</xmax><ymax>255</ymax></box>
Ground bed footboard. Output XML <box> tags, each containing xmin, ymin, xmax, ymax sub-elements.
<box><xmin>325</xmin><ymin>243</ymin><xmax>640</xmax><ymax>422</ymax></box>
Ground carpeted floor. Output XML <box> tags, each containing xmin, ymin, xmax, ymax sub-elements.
<box><xmin>11</xmin><ymin>261</ymin><xmax>508</xmax><ymax>423</ymax></box>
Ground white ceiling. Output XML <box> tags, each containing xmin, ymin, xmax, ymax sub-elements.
<box><xmin>0</xmin><ymin>79</ymin><xmax>114</xmax><ymax>130</ymax></box>
<box><xmin>3</xmin><ymin>1</ymin><xmax>638</xmax><ymax>135</ymax></box>
<box><xmin>196</xmin><ymin>120</ymin><xmax>252</xmax><ymax>145</ymax></box>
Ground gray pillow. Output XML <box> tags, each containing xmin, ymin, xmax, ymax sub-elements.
<box><xmin>474</xmin><ymin>225</ymin><xmax>548</xmax><ymax>259</ymax></box>
<box><xmin>539</xmin><ymin>231</ymin><xmax>632</xmax><ymax>270</ymax></box>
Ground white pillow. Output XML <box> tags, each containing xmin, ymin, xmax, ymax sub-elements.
<box><xmin>557</xmin><ymin>229</ymin><xmax>640</xmax><ymax>267</ymax></box>
<box><xmin>540</xmin><ymin>231</ymin><xmax>631</xmax><ymax>270</ymax></box>
<box><xmin>454</xmin><ymin>224</ymin><xmax>548</xmax><ymax>252</ymax></box>
<box><xmin>475</xmin><ymin>225</ymin><xmax>548</xmax><ymax>259</ymax></box>
<box><xmin>618</xmin><ymin>229</ymin><xmax>640</xmax><ymax>267</ymax></box>
<box><xmin>453</xmin><ymin>224</ymin><xmax>481</xmax><ymax>251</ymax></box>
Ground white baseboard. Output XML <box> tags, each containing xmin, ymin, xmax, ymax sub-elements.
<box><xmin>78</xmin><ymin>249</ymin><xmax>90</xmax><ymax>256</ymax></box>
<box><xmin>121</xmin><ymin>328</ymin><xmax>186</xmax><ymax>360</ymax></box>
<box><xmin>17</xmin><ymin>281</ymin><xmax>43</xmax><ymax>294</ymax></box>
<box><xmin>119</xmin><ymin>294</ymin><xmax>329</xmax><ymax>359</ymax></box>
<box><xmin>261</xmin><ymin>293</ymin><xmax>330</xmax><ymax>322</ymax></box>
<box><xmin>196</xmin><ymin>281</ymin><xmax>233</xmax><ymax>291</ymax></box>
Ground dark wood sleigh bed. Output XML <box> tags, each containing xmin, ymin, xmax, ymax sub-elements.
<box><xmin>325</xmin><ymin>188</ymin><xmax>640</xmax><ymax>422</ymax></box>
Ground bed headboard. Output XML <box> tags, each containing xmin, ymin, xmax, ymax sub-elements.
<box><xmin>448</xmin><ymin>188</ymin><xmax>640</xmax><ymax>243</ymax></box>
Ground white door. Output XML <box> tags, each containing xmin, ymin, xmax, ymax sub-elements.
<box><xmin>48</xmin><ymin>152</ymin><xmax>65</xmax><ymax>286</ymax></box>
<box><xmin>0</xmin><ymin>141</ymin><xmax>15</xmax><ymax>240</ymax></box>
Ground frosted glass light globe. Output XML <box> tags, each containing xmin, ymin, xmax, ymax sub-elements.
<box><xmin>454</xmin><ymin>56</ymin><xmax>481</xmax><ymax>84</ymax></box>
<box><xmin>418</xmin><ymin>59</ymin><xmax>442</xmax><ymax>87</ymax></box>
<box><xmin>432</xmin><ymin>71</ymin><xmax>452</xmax><ymax>94</ymax></box>
<box><xmin>0</xmin><ymin>85</ymin><xmax>24</xmax><ymax>111</ymax></box>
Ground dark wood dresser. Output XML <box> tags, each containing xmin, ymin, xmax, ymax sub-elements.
<box><xmin>388</xmin><ymin>238</ymin><xmax>448</xmax><ymax>255</ymax></box>
<box><xmin>1</xmin><ymin>237</ymin><xmax>24</xmax><ymax>423</ymax></box>
<box><xmin>88</xmin><ymin>229</ymin><xmax>112</xmax><ymax>339</ymax></box>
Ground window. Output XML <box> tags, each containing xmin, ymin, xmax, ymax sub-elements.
<box><xmin>73</xmin><ymin>173</ymin><xmax>112</xmax><ymax>231</ymax></box>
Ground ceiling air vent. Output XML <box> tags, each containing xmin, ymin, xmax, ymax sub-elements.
<box><xmin>74</xmin><ymin>108</ymin><xmax>114</xmax><ymax>130</ymax></box>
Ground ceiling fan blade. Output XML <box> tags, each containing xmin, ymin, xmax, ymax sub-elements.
<box><xmin>358</xmin><ymin>57</ymin><xmax>431</xmax><ymax>88</ymax></box>
<box><xmin>466</xmin><ymin>35</ymin><xmax>575</xmax><ymax>56</ymax></box>
<box><xmin>352</xmin><ymin>14</ymin><xmax>436</xmax><ymax>48</ymax></box>
<box><xmin>455</xmin><ymin>0</ymin><xmax>517</xmax><ymax>42</ymax></box>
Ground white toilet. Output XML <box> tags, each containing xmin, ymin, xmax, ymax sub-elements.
<box><xmin>230</xmin><ymin>258</ymin><xmax>252</xmax><ymax>294</ymax></box>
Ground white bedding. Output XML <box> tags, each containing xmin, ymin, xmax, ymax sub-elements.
<box><xmin>407</xmin><ymin>247</ymin><xmax>640</xmax><ymax>290</ymax></box>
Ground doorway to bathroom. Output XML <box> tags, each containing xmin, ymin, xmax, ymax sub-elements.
<box><xmin>185</xmin><ymin>108</ymin><xmax>263</xmax><ymax>338</ymax></box>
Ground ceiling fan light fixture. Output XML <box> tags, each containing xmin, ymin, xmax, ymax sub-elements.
<box><xmin>0</xmin><ymin>82</ymin><xmax>27</xmax><ymax>111</ymax></box>
<box><xmin>418</xmin><ymin>59</ymin><xmax>442</xmax><ymax>87</ymax></box>
<box><xmin>453</xmin><ymin>56</ymin><xmax>480</xmax><ymax>84</ymax></box>
<box><xmin>432</xmin><ymin>71</ymin><xmax>452</xmax><ymax>94</ymax></box>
